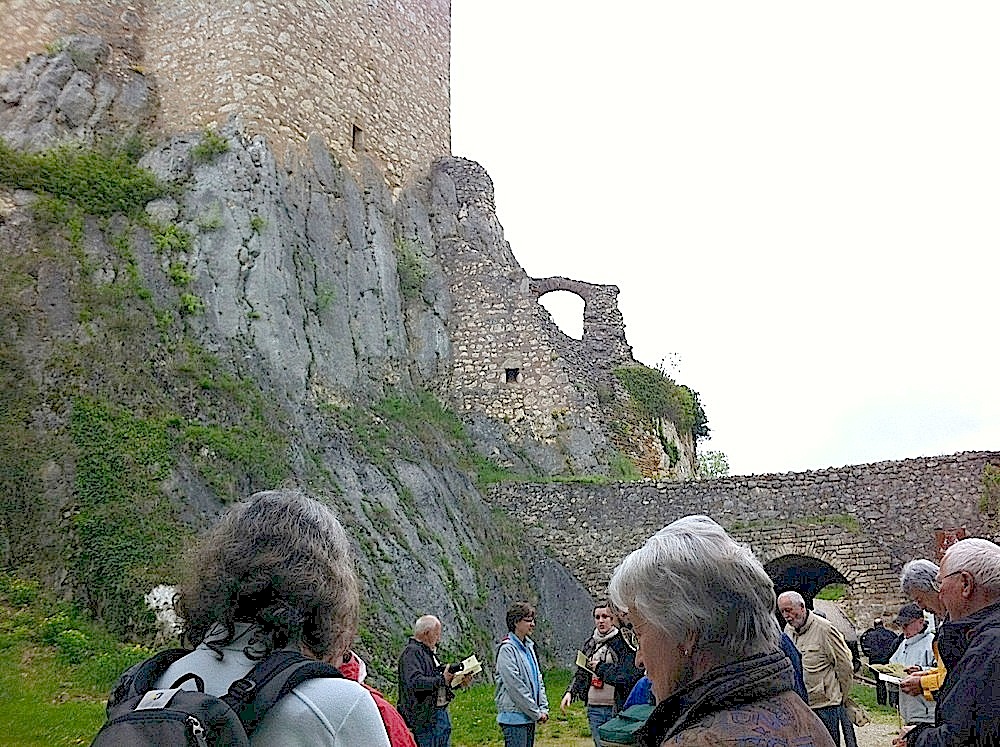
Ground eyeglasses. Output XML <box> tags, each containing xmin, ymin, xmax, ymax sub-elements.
<box><xmin>932</xmin><ymin>570</ymin><xmax>964</xmax><ymax>591</ymax></box>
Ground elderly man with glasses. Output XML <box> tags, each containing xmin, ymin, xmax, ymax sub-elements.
<box><xmin>893</xmin><ymin>537</ymin><xmax>1000</xmax><ymax>746</ymax></box>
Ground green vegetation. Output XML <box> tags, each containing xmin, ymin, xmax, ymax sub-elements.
<box><xmin>613</xmin><ymin>364</ymin><xmax>709</xmax><ymax>443</ymax></box>
<box><xmin>0</xmin><ymin>139</ymin><xmax>164</xmax><ymax>216</ymax></box>
<box><xmin>815</xmin><ymin>583</ymin><xmax>847</xmax><ymax>600</ymax></box>
<box><xmin>167</xmin><ymin>261</ymin><xmax>193</xmax><ymax>286</ymax></box>
<box><xmin>249</xmin><ymin>214</ymin><xmax>267</xmax><ymax>233</ymax></box>
<box><xmin>394</xmin><ymin>237</ymin><xmax>429</xmax><ymax>301</ymax></box>
<box><xmin>450</xmin><ymin>669</ymin><xmax>590</xmax><ymax>746</ymax></box>
<box><xmin>848</xmin><ymin>682</ymin><xmax>898</xmax><ymax>725</ymax></box>
<box><xmin>178</xmin><ymin>291</ymin><xmax>204</xmax><ymax>315</ymax></box>
<box><xmin>0</xmin><ymin>573</ymin><xmax>152</xmax><ymax>745</ymax></box>
<box><xmin>190</xmin><ymin>127</ymin><xmax>230</xmax><ymax>163</ymax></box>
<box><xmin>980</xmin><ymin>463</ymin><xmax>1000</xmax><ymax>513</ymax></box>
<box><xmin>316</xmin><ymin>283</ymin><xmax>337</xmax><ymax>313</ymax></box>
<box><xmin>195</xmin><ymin>203</ymin><xmax>223</xmax><ymax>231</ymax></box>
<box><xmin>726</xmin><ymin>513</ymin><xmax>860</xmax><ymax>534</ymax></box>
<box><xmin>150</xmin><ymin>221</ymin><xmax>193</xmax><ymax>254</ymax></box>
<box><xmin>69</xmin><ymin>398</ymin><xmax>188</xmax><ymax>636</ymax></box>
<box><xmin>0</xmin><ymin>139</ymin><xmax>293</xmax><ymax>644</ymax></box>
<box><xmin>609</xmin><ymin>451</ymin><xmax>642</xmax><ymax>481</ymax></box>
<box><xmin>697</xmin><ymin>449</ymin><xmax>730</xmax><ymax>479</ymax></box>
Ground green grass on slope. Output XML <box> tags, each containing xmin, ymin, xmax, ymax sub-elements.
<box><xmin>0</xmin><ymin>574</ymin><xmax>151</xmax><ymax>745</ymax></box>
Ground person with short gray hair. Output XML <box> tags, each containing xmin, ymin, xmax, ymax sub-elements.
<box><xmin>608</xmin><ymin>515</ymin><xmax>833</xmax><ymax>746</ymax></box>
<box><xmin>895</xmin><ymin>537</ymin><xmax>1000</xmax><ymax>746</ymax></box>
<box><xmin>398</xmin><ymin>614</ymin><xmax>460</xmax><ymax>747</ymax></box>
<box><xmin>778</xmin><ymin>590</ymin><xmax>855</xmax><ymax>746</ymax></box>
<box><xmin>898</xmin><ymin>558</ymin><xmax>947</xmax><ymax>701</ymax></box>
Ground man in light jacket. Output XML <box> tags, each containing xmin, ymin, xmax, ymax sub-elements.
<box><xmin>779</xmin><ymin>591</ymin><xmax>856</xmax><ymax>746</ymax></box>
<box><xmin>888</xmin><ymin>604</ymin><xmax>936</xmax><ymax>727</ymax></box>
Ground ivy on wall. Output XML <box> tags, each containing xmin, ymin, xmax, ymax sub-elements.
<box><xmin>613</xmin><ymin>364</ymin><xmax>709</xmax><ymax>442</ymax></box>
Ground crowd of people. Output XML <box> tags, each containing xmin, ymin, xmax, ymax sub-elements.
<box><xmin>97</xmin><ymin>488</ymin><xmax>1000</xmax><ymax>746</ymax></box>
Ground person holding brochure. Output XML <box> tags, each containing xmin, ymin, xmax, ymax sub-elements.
<box><xmin>560</xmin><ymin>602</ymin><xmax>641</xmax><ymax>746</ymax></box>
<box><xmin>495</xmin><ymin>601</ymin><xmax>549</xmax><ymax>747</ymax></box>
<box><xmin>398</xmin><ymin>614</ymin><xmax>467</xmax><ymax>747</ymax></box>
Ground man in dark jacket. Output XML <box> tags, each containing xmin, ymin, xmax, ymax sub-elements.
<box><xmin>397</xmin><ymin>615</ymin><xmax>456</xmax><ymax>747</ymax></box>
<box><xmin>897</xmin><ymin>538</ymin><xmax>1000</xmax><ymax>747</ymax></box>
<box><xmin>860</xmin><ymin>618</ymin><xmax>902</xmax><ymax>705</ymax></box>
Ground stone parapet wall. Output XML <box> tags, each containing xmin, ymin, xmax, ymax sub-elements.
<box><xmin>1</xmin><ymin>0</ymin><xmax>449</xmax><ymax>186</ymax></box>
<box><xmin>490</xmin><ymin>451</ymin><xmax>1000</xmax><ymax>624</ymax></box>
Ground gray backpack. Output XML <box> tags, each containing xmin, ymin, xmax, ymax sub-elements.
<box><xmin>91</xmin><ymin>648</ymin><xmax>344</xmax><ymax>746</ymax></box>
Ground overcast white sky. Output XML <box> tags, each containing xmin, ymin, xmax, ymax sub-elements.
<box><xmin>449</xmin><ymin>2</ymin><xmax>999</xmax><ymax>477</ymax></box>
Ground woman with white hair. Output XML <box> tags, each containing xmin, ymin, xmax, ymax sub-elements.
<box><xmin>607</xmin><ymin>515</ymin><xmax>835</xmax><ymax>746</ymax></box>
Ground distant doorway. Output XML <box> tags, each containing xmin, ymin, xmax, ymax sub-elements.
<box><xmin>766</xmin><ymin>554</ymin><xmax>848</xmax><ymax>607</ymax></box>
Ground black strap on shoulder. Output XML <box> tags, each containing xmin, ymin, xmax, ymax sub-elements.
<box><xmin>108</xmin><ymin>648</ymin><xmax>191</xmax><ymax>708</ymax></box>
<box><xmin>223</xmin><ymin>650</ymin><xmax>345</xmax><ymax>735</ymax></box>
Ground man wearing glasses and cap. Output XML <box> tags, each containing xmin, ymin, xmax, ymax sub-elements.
<box><xmin>887</xmin><ymin>604</ymin><xmax>936</xmax><ymax>728</ymax></box>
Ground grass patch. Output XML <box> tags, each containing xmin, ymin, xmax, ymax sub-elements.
<box><xmin>815</xmin><ymin>583</ymin><xmax>847</xmax><ymax>600</ymax></box>
<box><xmin>450</xmin><ymin>668</ymin><xmax>590</xmax><ymax>746</ymax></box>
<box><xmin>0</xmin><ymin>573</ymin><xmax>152</xmax><ymax>745</ymax></box>
<box><xmin>0</xmin><ymin>139</ymin><xmax>164</xmax><ymax>216</ymax></box>
<box><xmin>190</xmin><ymin>128</ymin><xmax>229</xmax><ymax>163</ymax></box>
<box><xmin>849</xmin><ymin>682</ymin><xmax>899</xmax><ymax>726</ymax></box>
<box><xmin>394</xmin><ymin>238</ymin><xmax>429</xmax><ymax>302</ymax></box>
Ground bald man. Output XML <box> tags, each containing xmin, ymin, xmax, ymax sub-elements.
<box><xmin>397</xmin><ymin>615</ymin><xmax>457</xmax><ymax>747</ymax></box>
<box><xmin>778</xmin><ymin>591</ymin><xmax>856</xmax><ymax>746</ymax></box>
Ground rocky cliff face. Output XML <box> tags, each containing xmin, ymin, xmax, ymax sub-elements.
<box><xmin>0</xmin><ymin>37</ymin><xmax>605</xmax><ymax>674</ymax></box>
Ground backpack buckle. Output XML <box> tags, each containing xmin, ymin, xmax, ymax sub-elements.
<box><xmin>227</xmin><ymin>677</ymin><xmax>257</xmax><ymax>701</ymax></box>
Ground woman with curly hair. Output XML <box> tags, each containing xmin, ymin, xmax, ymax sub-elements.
<box><xmin>155</xmin><ymin>489</ymin><xmax>390</xmax><ymax>745</ymax></box>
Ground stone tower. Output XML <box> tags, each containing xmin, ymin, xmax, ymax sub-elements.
<box><xmin>1</xmin><ymin>0</ymin><xmax>451</xmax><ymax>186</ymax></box>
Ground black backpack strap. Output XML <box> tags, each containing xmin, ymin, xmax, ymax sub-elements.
<box><xmin>223</xmin><ymin>650</ymin><xmax>345</xmax><ymax>735</ymax></box>
<box><xmin>107</xmin><ymin>648</ymin><xmax>191</xmax><ymax>710</ymax></box>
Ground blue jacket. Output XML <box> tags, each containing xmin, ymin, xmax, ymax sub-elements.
<box><xmin>494</xmin><ymin>634</ymin><xmax>549</xmax><ymax>724</ymax></box>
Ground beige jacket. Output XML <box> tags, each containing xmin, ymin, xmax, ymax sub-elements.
<box><xmin>786</xmin><ymin>612</ymin><xmax>854</xmax><ymax>710</ymax></box>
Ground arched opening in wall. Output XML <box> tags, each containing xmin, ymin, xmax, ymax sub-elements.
<box><xmin>768</xmin><ymin>554</ymin><xmax>859</xmax><ymax>655</ymax></box>
<box><xmin>538</xmin><ymin>290</ymin><xmax>584</xmax><ymax>339</ymax></box>
<box><xmin>766</xmin><ymin>554</ymin><xmax>848</xmax><ymax>606</ymax></box>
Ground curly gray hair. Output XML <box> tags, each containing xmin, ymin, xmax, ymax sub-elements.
<box><xmin>176</xmin><ymin>489</ymin><xmax>359</xmax><ymax>659</ymax></box>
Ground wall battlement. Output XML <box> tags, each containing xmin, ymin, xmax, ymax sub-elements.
<box><xmin>1</xmin><ymin>0</ymin><xmax>450</xmax><ymax>186</ymax></box>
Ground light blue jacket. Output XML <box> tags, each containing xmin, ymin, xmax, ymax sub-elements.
<box><xmin>494</xmin><ymin>634</ymin><xmax>549</xmax><ymax>724</ymax></box>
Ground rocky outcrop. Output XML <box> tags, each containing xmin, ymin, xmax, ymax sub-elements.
<box><xmin>0</xmin><ymin>37</ymin><xmax>609</xmax><ymax>676</ymax></box>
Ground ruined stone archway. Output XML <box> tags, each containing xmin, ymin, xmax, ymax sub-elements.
<box><xmin>529</xmin><ymin>276</ymin><xmax>633</xmax><ymax>363</ymax></box>
<box><xmin>537</xmin><ymin>289</ymin><xmax>585</xmax><ymax>339</ymax></box>
<box><xmin>766</xmin><ymin>554</ymin><xmax>849</xmax><ymax>607</ymax></box>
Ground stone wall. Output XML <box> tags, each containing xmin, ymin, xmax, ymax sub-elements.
<box><xmin>490</xmin><ymin>450</ymin><xmax>1000</xmax><ymax>627</ymax></box>
<box><xmin>1</xmin><ymin>0</ymin><xmax>450</xmax><ymax>186</ymax></box>
<box><xmin>425</xmin><ymin>159</ymin><xmax>690</xmax><ymax>478</ymax></box>
<box><xmin>428</xmin><ymin>159</ymin><xmax>606</xmax><ymax>471</ymax></box>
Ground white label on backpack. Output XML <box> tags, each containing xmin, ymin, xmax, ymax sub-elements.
<box><xmin>135</xmin><ymin>688</ymin><xmax>181</xmax><ymax>710</ymax></box>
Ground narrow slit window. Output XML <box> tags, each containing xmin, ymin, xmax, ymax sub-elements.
<box><xmin>352</xmin><ymin>124</ymin><xmax>364</xmax><ymax>152</ymax></box>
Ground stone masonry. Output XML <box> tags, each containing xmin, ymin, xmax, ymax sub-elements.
<box><xmin>1</xmin><ymin>0</ymin><xmax>450</xmax><ymax>187</ymax></box>
<box><xmin>490</xmin><ymin>450</ymin><xmax>1000</xmax><ymax>629</ymax></box>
